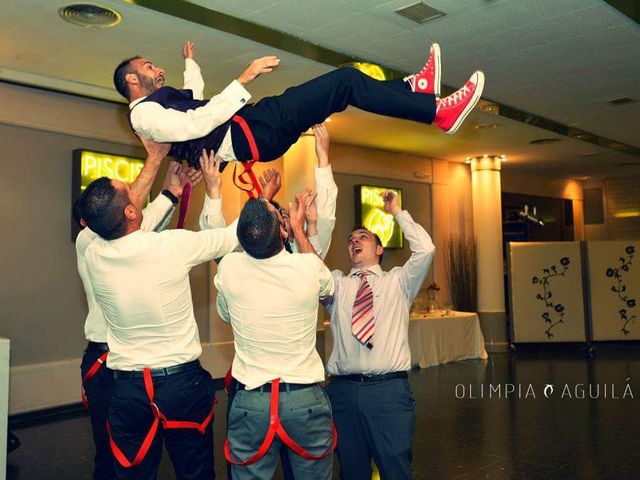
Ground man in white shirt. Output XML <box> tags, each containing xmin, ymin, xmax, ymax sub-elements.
<box><xmin>114</xmin><ymin>42</ymin><xmax>484</xmax><ymax>170</ymax></box>
<box><xmin>199</xmin><ymin>123</ymin><xmax>338</xmax><ymax>260</ymax></box>
<box><xmin>323</xmin><ymin>191</ymin><xmax>435</xmax><ymax>480</ymax></box>
<box><xmin>214</xmin><ymin>194</ymin><xmax>335</xmax><ymax>480</ymax></box>
<box><xmin>74</xmin><ymin>140</ymin><xmax>199</xmax><ymax>480</ymax></box>
<box><xmin>78</xmin><ymin>169</ymin><xmax>239</xmax><ymax>480</ymax></box>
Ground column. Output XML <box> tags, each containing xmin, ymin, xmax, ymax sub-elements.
<box><xmin>471</xmin><ymin>155</ymin><xmax>508</xmax><ymax>352</ymax></box>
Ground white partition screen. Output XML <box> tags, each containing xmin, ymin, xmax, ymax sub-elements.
<box><xmin>508</xmin><ymin>242</ymin><xmax>586</xmax><ymax>343</ymax></box>
<box><xmin>585</xmin><ymin>241</ymin><xmax>639</xmax><ymax>340</ymax></box>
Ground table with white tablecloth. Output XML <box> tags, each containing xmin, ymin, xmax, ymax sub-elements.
<box><xmin>322</xmin><ymin>311</ymin><xmax>488</xmax><ymax>369</ymax></box>
<box><xmin>408</xmin><ymin>311</ymin><xmax>488</xmax><ymax>368</ymax></box>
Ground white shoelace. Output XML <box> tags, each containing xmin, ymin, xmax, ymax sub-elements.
<box><xmin>439</xmin><ymin>84</ymin><xmax>471</xmax><ymax>107</ymax></box>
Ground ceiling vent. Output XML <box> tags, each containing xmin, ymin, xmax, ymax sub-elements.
<box><xmin>395</xmin><ymin>2</ymin><xmax>446</xmax><ymax>23</ymax></box>
<box><xmin>59</xmin><ymin>4</ymin><xmax>122</xmax><ymax>28</ymax></box>
<box><xmin>529</xmin><ymin>138</ymin><xmax>561</xmax><ymax>145</ymax></box>
<box><xmin>608</xmin><ymin>97</ymin><xmax>637</xmax><ymax>106</ymax></box>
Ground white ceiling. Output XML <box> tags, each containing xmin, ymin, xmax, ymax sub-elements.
<box><xmin>0</xmin><ymin>0</ymin><xmax>638</xmax><ymax>179</ymax></box>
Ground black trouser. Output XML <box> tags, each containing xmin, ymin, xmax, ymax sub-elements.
<box><xmin>226</xmin><ymin>379</ymin><xmax>295</xmax><ymax>480</ymax></box>
<box><xmin>81</xmin><ymin>342</ymin><xmax>115</xmax><ymax>480</ymax></box>
<box><xmin>231</xmin><ymin>67</ymin><xmax>436</xmax><ymax>162</ymax></box>
<box><xmin>108</xmin><ymin>362</ymin><xmax>216</xmax><ymax>480</ymax></box>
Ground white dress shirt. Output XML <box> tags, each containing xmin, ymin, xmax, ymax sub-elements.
<box><xmin>129</xmin><ymin>58</ymin><xmax>251</xmax><ymax>163</ymax></box>
<box><xmin>324</xmin><ymin>210</ymin><xmax>435</xmax><ymax>375</ymax></box>
<box><xmin>199</xmin><ymin>165</ymin><xmax>338</xmax><ymax>259</ymax></box>
<box><xmin>76</xmin><ymin>194</ymin><xmax>175</xmax><ymax>343</ymax></box>
<box><xmin>214</xmin><ymin>249</ymin><xmax>334</xmax><ymax>390</ymax></box>
<box><xmin>85</xmin><ymin>221</ymin><xmax>239</xmax><ymax>370</ymax></box>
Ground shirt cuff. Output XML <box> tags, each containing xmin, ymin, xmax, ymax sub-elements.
<box><xmin>184</xmin><ymin>58</ymin><xmax>200</xmax><ymax>70</ymax></box>
<box><xmin>203</xmin><ymin>195</ymin><xmax>223</xmax><ymax>213</ymax></box>
<box><xmin>314</xmin><ymin>164</ymin><xmax>334</xmax><ymax>183</ymax></box>
<box><xmin>152</xmin><ymin>193</ymin><xmax>174</xmax><ymax>210</ymax></box>
<box><xmin>222</xmin><ymin>79</ymin><xmax>252</xmax><ymax>106</ymax></box>
<box><xmin>394</xmin><ymin>210</ymin><xmax>412</xmax><ymax>225</ymax></box>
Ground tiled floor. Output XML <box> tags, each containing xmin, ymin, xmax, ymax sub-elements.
<box><xmin>7</xmin><ymin>345</ymin><xmax>640</xmax><ymax>479</ymax></box>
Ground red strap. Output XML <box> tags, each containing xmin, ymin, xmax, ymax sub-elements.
<box><xmin>224</xmin><ymin>379</ymin><xmax>337</xmax><ymax>466</ymax></box>
<box><xmin>176</xmin><ymin>182</ymin><xmax>192</xmax><ymax>229</ymax></box>
<box><xmin>231</xmin><ymin>115</ymin><xmax>263</xmax><ymax>199</ymax></box>
<box><xmin>107</xmin><ymin>367</ymin><xmax>216</xmax><ymax>468</ymax></box>
<box><xmin>81</xmin><ymin>352</ymin><xmax>109</xmax><ymax>409</ymax></box>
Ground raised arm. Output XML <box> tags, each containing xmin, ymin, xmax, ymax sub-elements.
<box><xmin>382</xmin><ymin>191</ymin><xmax>435</xmax><ymax>302</ymax></box>
<box><xmin>130</xmin><ymin>136</ymin><xmax>170</xmax><ymax>208</ymax></box>
<box><xmin>289</xmin><ymin>189</ymin><xmax>320</xmax><ymax>257</ymax></box>
<box><xmin>198</xmin><ymin>149</ymin><xmax>226</xmax><ymax>230</ymax></box>
<box><xmin>182</xmin><ymin>41</ymin><xmax>204</xmax><ymax>100</ymax></box>
<box><xmin>310</xmin><ymin>124</ymin><xmax>337</xmax><ymax>259</ymax></box>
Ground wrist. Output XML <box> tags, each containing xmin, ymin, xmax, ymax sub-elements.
<box><xmin>391</xmin><ymin>207</ymin><xmax>402</xmax><ymax>216</ymax></box>
<box><xmin>161</xmin><ymin>189</ymin><xmax>180</xmax><ymax>205</ymax></box>
<box><xmin>206</xmin><ymin>187</ymin><xmax>221</xmax><ymax>200</ymax></box>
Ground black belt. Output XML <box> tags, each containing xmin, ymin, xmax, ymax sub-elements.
<box><xmin>234</xmin><ymin>380</ymin><xmax>317</xmax><ymax>393</ymax></box>
<box><xmin>86</xmin><ymin>341</ymin><xmax>109</xmax><ymax>352</ymax></box>
<box><xmin>334</xmin><ymin>371</ymin><xmax>408</xmax><ymax>383</ymax></box>
<box><xmin>113</xmin><ymin>360</ymin><xmax>201</xmax><ymax>379</ymax></box>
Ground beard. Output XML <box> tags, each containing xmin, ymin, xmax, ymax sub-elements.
<box><xmin>137</xmin><ymin>73</ymin><xmax>158</xmax><ymax>94</ymax></box>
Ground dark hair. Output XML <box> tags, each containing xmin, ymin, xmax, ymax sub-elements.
<box><xmin>113</xmin><ymin>56</ymin><xmax>141</xmax><ymax>99</ymax></box>
<box><xmin>350</xmin><ymin>226</ymin><xmax>384</xmax><ymax>263</ymax></box>
<box><xmin>237</xmin><ymin>198</ymin><xmax>282</xmax><ymax>259</ymax></box>
<box><xmin>78</xmin><ymin>177</ymin><xmax>130</xmax><ymax>240</ymax></box>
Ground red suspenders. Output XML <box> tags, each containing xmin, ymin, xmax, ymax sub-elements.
<box><xmin>231</xmin><ymin>115</ymin><xmax>263</xmax><ymax>199</ymax></box>
<box><xmin>81</xmin><ymin>351</ymin><xmax>109</xmax><ymax>409</ymax></box>
<box><xmin>107</xmin><ymin>368</ymin><xmax>216</xmax><ymax>468</ymax></box>
<box><xmin>224</xmin><ymin>378</ymin><xmax>338</xmax><ymax>466</ymax></box>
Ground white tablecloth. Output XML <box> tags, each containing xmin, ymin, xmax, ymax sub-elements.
<box><xmin>322</xmin><ymin>311</ymin><xmax>487</xmax><ymax>369</ymax></box>
<box><xmin>408</xmin><ymin>311</ymin><xmax>488</xmax><ymax>368</ymax></box>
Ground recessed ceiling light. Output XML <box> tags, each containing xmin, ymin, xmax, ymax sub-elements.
<box><xmin>395</xmin><ymin>2</ymin><xmax>446</xmax><ymax>23</ymax></box>
<box><xmin>529</xmin><ymin>138</ymin><xmax>561</xmax><ymax>145</ymax></box>
<box><xmin>59</xmin><ymin>4</ymin><xmax>122</xmax><ymax>28</ymax></box>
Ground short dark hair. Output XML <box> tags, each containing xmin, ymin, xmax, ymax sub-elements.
<box><xmin>237</xmin><ymin>199</ymin><xmax>282</xmax><ymax>259</ymax></box>
<box><xmin>78</xmin><ymin>177</ymin><xmax>129</xmax><ymax>240</ymax></box>
<box><xmin>72</xmin><ymin>195</ymin><xmax>84</xmax><ymax>228</ymax></box>
<box><xmin>113</xmin><ymin>56</ymin><xmax>141</xmax><ymax>99</ymax></box>
<box><xmin>350</xmin><ymin>226</ymin><xmax>384</xmax><ymax>263</ymax></box>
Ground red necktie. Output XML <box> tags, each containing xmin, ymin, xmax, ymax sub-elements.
<box><xmin>352</xmin><ymin>271</ymin><xmax>375</xmax><ymax>349</ymax></box>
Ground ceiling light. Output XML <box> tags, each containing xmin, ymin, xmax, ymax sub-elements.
<box><xmin>474</xmin><ymin>123</ymin><xmax>497</xmax><ymax>130</ymax></box>
<box><xmin>59</xmin><ymin>4</ymin><xmax>122</xmax><ymax>28</ymax></box>
<box><xmin>395</xmin><ymin>2</ymin><xmax>445</xmax><ymax>23</ymax></box>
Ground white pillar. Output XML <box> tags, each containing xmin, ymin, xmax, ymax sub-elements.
<box><xmin>471</xmin><ymin>156</ymin><xmax>507</xmax><ymax>351</ymax></box>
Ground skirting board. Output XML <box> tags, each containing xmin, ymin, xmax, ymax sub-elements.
<box><xmin>8</xmin><ymin>341</ymin><xmax>235</xmax><ymax>416</ymax></box>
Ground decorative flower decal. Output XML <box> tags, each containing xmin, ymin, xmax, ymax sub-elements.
<box><xmin>607</xmin><ymin>246</ymin><xmax>636</xmax><ymax>335</ymax></box>
<box><xmin>532</xmin><ymin>257</ymin><xmax>571</xmax><ymax>339</ymax></box>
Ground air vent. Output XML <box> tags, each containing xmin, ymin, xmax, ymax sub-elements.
<box><xmin>608</xmin><ymin>97</ymin><xmax>637</xmax><ymax>106</ymax></box>
<box><xmin>529</xmin><ymin>138</ymin><xmax>561</xmax><ymax>145</ymax></box>
<box><xmin>59</xmin><ymin>4</ymin><xmax>121</xmax><ymax>28</ymax></box>
<box><xmin>395</xmin><ymin>2</ymin><xmax>445</xmax><ymax>23</ymax></box>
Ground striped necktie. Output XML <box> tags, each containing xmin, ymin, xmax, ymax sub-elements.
<box><xmin>352</xmin><ymin>270</ymin><xmax>375</xmax><ymax>349</ymax></box>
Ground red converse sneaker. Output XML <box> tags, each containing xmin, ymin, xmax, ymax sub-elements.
<box><xmin>434</xmin><ymin>71</ymin><xmax>485</xmax><ymax>135</ymax></box>
<box><xmin>404</xmin><ymin>43</ymin><xmax>441</xmax><ymax>96</ymax></box>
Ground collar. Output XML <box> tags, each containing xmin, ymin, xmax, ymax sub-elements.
<box><xmin>129</xmin><ymin>95</ymin><xmax>148</xmax><ymax>109</ymax></box>
<box><xmin>349</xmin><ymin>264</ymin><xmax>383</xmax><ymax>277</ymax></box>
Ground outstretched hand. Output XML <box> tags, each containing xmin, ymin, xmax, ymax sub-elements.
<box><xmin>288</xmin><ymin>189</ymin><xmax>311</xmax><ymax>235</ymax></box>
<box><xmin>258</xmin><ymin>168</ymin><xmax>281</xmax><ymax>201</ymax></box>
<box><xmin>312</xmin><ymin>124</ymin><xmax>330</xmax><ymax>167</ymax></box>
<box><xmin>199</xmin><ymin>149</ymin><xmax>222</xmax><ymax>199</ymax></box>
<box><xmin>182</xmin><ymin>41</ymin><xmax>195</xmax><ymax>60</ymax></box>
<box><xmin>163</xmin><ymin>161</ymin><xmax>201</xmax><ymax>198</ymax></box>
<box><xmin>381</xmin><ymin>190</ymin><xmax>402</xmax><ymax>216</ymax></box>
<box><xmin>237</xmin><ymin>56</ymin><xmax>280</xmax><ymax>85</ymax></box>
